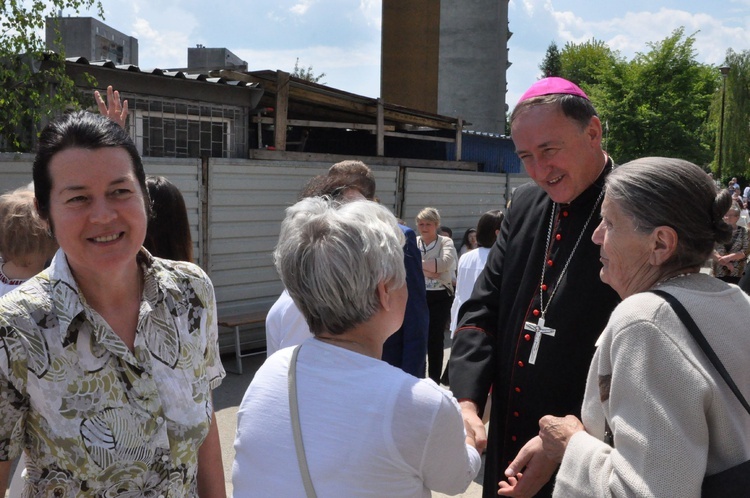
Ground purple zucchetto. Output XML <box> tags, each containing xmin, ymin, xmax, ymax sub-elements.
<box><xmin>518</xmin><ymin>77</ymin><xmax>589</xmax><ymax>104</ymax></box>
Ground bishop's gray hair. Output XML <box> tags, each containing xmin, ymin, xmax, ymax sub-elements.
<box><xmin>273</xmin><ymin>197</ymin><xmax>406</xmax><ymax>336</ymax></box>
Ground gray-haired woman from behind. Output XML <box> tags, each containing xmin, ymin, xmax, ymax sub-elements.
<box><xmin>500</xmin><ymin>157</ymin><xmax>750</xmax><ymax>497</ymax></box>
<box><xmin>232</xmin><ymin>197</ymin><xmax>480</xmax><ymax>497</ymax></box>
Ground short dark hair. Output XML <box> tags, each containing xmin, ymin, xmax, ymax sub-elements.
<box><xmin>32</xmin><ymin>111</ymin><xmax>149</xmax><ymax>222</ymax></box>
<box><xmin>328</xmin><ymin>160</ymin><xmax>376</xmax><ymax>200</ymax></box>
<box><xmin>475</xmin><ymin>209</ymin><xmax>504</xmax><ymax>248</ymax></box>
<box><xmin>459</xmin><ymin>227</ymin><xmax>476</xmax><ymax>250</ymax></box>
<box><xmin>510</xmin><ymin>93</ymin><xmax>598</xmax><ymax>130</ymax></box>
<box><xmin>144</xmin><ymin>175</ymin><xmax>193</xmax><ymax>262</ymax></box>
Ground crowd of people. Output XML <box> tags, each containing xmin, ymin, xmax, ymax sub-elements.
<box><xmin>0</xmin><ymin>78</ymin><xmax>746</xmax><ymax>498</ymax></box>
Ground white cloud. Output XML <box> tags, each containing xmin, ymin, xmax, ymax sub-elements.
<box><xmin>359</xmin><ymin>0</ymin><xmax>382</xmax><ymax>29</ymax></box>
<box><xmin>236</xmin><ymin>41</ymin><xmax>379</xmax><ymax>72</ymax></box>
<box><xmin>547</xmin><ymin>7</ymin><xmax>747</xmax><ymax>66</ymax></box>
<box><xmin>522</xmin><ymin>0</ymin><xmax>537</xmax><ymax>17</ymax></box>
<box><xmin>290</xmin><ymin>0</ymin><xmax>316</xmax><ymax>16</ymax></box>
<box><xmin>130</xmin><ymin>17</ymin><xmax>191</xmax><ymax>68</ymax></box>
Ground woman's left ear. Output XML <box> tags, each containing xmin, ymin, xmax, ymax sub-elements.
<box><xmin>650</xmin><ymin>226</ymin><xmax>678</xmax><ymax>266</ymax></box>
<box><xmin>377</xmin><ymin>281</ymin><xmax>392</xmax><ymax>311</ymax></box>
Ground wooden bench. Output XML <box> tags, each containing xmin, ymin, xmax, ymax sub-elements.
<box><xmin>218</xmin><ymin>310</ymin><xmax>268</xmax><ymax>374</ymax></box>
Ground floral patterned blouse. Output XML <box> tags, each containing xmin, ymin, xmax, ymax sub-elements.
<box><xmin>713</xmin><ymin>225</ymin><xmax>750</xmax><ymax>278</ymax></box>
<box><xmin>0</xmin><ymin>249</ymin><xmax>225</xmax><ymax>497</ymax></box>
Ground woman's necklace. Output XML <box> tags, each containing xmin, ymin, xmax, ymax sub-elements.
<box><xmin>654</xmin><ymin>272</ymin><xmax>696</xmax><ymax>286</ymax></box>
<box><xmin>418</xmin><ymin>237</ymin><xmax>438</xmax><ymax>255</ymax></box>
<box><xmin>524</xmin><ymin>189</ymin><xmax>605</xmax><ymax>365</ymax></box>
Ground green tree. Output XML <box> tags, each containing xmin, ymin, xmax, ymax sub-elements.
<box><xmin>539</xmin><ymin>42</ymin><xmax>562</xmax><ymax>78</ymax></box>
<box><xmin>292</xmin><ymin>58</ymin><xmax>326</xmax><ymax>84</ymax></box>
<box><xmin>0</xmin><ymin>1</ymin><xmax>103</xmax><ymax>151</ymax></box>
<box><xmin>591</xmin><ymin>28</ymin><xmax>716</xmax><ymax>164</ymax></box>
<box><xmin>710</xmin><ymin>49</ymin><xmax>750</xmax><ymax>180</ymax></box>
<box><xmin>559</xmin><ymin>38</ymin><xmax>622</xmax><ymax>90</ymax></box>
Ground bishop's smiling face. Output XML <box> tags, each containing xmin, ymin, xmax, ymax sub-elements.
<box><xmin>47</xmin><ymin>146</ymin><xmax>148</xmax><ymax>278</ymax></box>
<box><xmin>512</xmin><ymin>104</ymin><xmax>605</xmax><ymax>204</ymax></box>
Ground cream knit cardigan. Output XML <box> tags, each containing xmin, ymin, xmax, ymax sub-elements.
<box><xmin>554</xmin><ymin>274</ymin><xmax>750</xmax><ymax>497</ymax></box>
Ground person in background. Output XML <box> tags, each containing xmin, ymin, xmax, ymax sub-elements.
<box><xmin>503</xmin><ymin>157</ymin><xmax>750</xmax><ymax>497</ymax></box>
<box><xmin>233</xmin><ymin>197</ymin><xmax>480</xmax><ymax>496</ymax></box>
<box><xmin>0</xmin><ymin>111</ymin><xmax>225</xmax><ymax>496</ymax></box>
<box><xmin>730</xmin><ymin>187</ymin><xmax>745</xmax><ymax>210</ymax></box>
<box><xmin>458</xmin><ymin>227</ymin><xmax>478</xmax><ymax>258</ymax></box>
<box><xmin>144</xmin><ymin>175</ymin><xmax>194</xmax><ymax>262</ymax></box>
<box><xmin>416</xmin><ymin>207</ymin><xmax>457</xmax><ymax>384</ymax></box>
<box><xmin>449</xmin><ymin>77</ymin><xmax>620</xmax><ymax>498</ymax></box>
<box><xmin>711</xmin><ymin>200</ymin><xmax>748</xmax><ymax>284</ymax></box>
<box><xmin>449</xmin><ymin>211</ymin><xmax>504</xmax><ymax>338</ymax></box>
<box><xmin>95</xmin><ymin>85</ymin><xmax>129</xmax><ymax>128</ymax></box>
<box><xmin>265</xmin><ymin>161</ymin><xmax>429</xmax><ymax>377</ymax></box>
<box><xmin>0</xmin><ymin>186</ymin><xmax>59</xmax><ymax>498</ymax></box>
<box><xmin>0</xmin><ymin>186</ymin><xmax>58</xmax><ymax>296</ymax></box>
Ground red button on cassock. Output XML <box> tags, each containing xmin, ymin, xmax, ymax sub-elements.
<box><xmin>556</xmin><ymin>233</ymin><xmax>562</xmax><ymax>241</ymax></box>
<box><xmin>532</xmin><ymin>309</ymin><xmax>540</xmax><ymax>316</ymax></box>
<box><xmin>562</xmin><ymin>211</ymin><xmax>569</xmax><ymax>217</ymax></box>
<box><xmin>524</xmin><ymin>334</ymin><xmax>531</xmax><ymax>341</ymax></box>
<box><xmin>517</xmin><ymin>361</ymin><xmax>524</xmax><ymax>367</ymax></box>
<box><xmin>511</xmin><ymin>436</ymin><xmax>517</xmax><ymax>441</ymax></box>
<box><xmin>513</xmin><ymin>411</ymin><xmax>520</xmax><ymax>417</ymax></box>
<box><xmin>547</xmin><ymin>259</ymin><xmax>554</xmax><ymax>267</ymax></box>
<box><xmin>541</xmin><ymin>284</ymin><xmax>548</xmax><ymax>291</ymax></box>
<box><xmin>515</xmin><ymin>387</ymin><xmax>521</xmax><ymax>393</ymax></box>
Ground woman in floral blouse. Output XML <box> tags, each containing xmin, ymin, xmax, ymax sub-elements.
<box><xmin>712</xmin><ymin>200</ymin><xmax>749</xmax><ymax>284</ymax></box>
<box><xmin>0</xmin><ymin>111</ymin><xmax>226</xmax><ymax>497</ymax></box>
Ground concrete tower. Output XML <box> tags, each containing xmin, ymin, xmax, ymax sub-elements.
<box><xmin>381</xmin><ymin>0</ymin><xmax>511</xmax><ymax>134</ymax></box>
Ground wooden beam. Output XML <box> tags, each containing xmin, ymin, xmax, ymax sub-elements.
<box><xmin>217</xmin><ymin>69</ymin><xmax>461</xmax><ymax>130</ymax></box>
<box><xmin>247</xmin><ymin>149</ymin><xmax>479</xmax><ymax>171</ymax></box>
<box><xmin>455</xmin><ymin>118</ymin><xmax>463</xmax><ymax>161</ymax></box>
<box><xmin>383</xmin><ymin>131</ymin><xmax>456</xmax><ymax>143</ymax></box>
<box><xmin>252</xmin><ymin>116</ymin><xmax>395</xmax><ymax>132</ymax></box>
<box><xmin>377</xmin><ymin>98</ymin><xmax>385</xmax><ymax>156</ymax></box>
<box><xmin>274</xmin><ymin>70</ymin><xmax>289</xmax><ymax>151</ymax></box>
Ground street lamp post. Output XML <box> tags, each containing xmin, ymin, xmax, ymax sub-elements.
<box><xmin>717</xmin><ymin>64</ymin><xmax>731</xmax><ymax>181</ymax></box>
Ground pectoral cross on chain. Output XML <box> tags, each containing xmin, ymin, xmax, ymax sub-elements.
<box><xmin>524</xmin><ymin>318</ymin><xmax>556</xmax><ymax>365</ymax></box>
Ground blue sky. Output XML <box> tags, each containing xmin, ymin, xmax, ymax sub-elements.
<box><xmin>68</xmin><ymin>0</ymin><xmax>750</xmax><ymax>111</ymax></box>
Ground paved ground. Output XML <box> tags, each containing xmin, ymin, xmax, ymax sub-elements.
<box><xmin>215</xmin><ymin>336</ymin><xmax>485</xmax><ymax>497</ymax></box>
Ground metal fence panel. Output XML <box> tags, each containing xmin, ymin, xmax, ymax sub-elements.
<box><xmin>0</xmin><ymin>153</ymin><xmax>530</xmax><ymax>353</ymax></box>
<box><xmin>402</xmin><ymin>169</ymin><xmax>509</xmax><ymax>247</ymax></box>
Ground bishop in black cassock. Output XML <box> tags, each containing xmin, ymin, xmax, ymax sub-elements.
<box><xmin>449</xmin><ymin>78</ymin><xmax>621</xmax><ymax>498</ymax></box>
<box><xmin>450</xmin><ymin>159</ymin><xmax>619</xmax><ymax>498</ymax></box>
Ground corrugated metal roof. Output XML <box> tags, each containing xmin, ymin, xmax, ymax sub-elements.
<box><xmin>65</xmin><ymin>57</ymin><xmax>261</xmax><ymax>89</ymax></box>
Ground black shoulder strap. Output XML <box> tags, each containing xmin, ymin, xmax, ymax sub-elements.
<box><xmin>650</xmin><ymin>289</ymin><xmax>750</xmax><ymax>416</ymax></box>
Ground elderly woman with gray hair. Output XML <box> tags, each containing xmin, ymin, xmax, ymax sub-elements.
<box><xmin>232</xmin><ymin>197</ymin><xmax>480</xmax><ymax>497</ymax></box>
<box><xmin>499</xmin><ymin>157</ymin><xmax>750</xmax><ymax>498</ymax></box>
